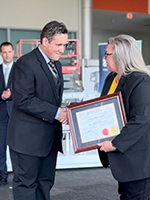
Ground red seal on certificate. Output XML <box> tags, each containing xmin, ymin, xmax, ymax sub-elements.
<box><xmin>102</xmin><ymin>128</ymin><xmax>109</xmax><ymax>136</ymax></box>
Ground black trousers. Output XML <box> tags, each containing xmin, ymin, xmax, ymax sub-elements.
<box><xmin>9</xmin><ymin>136</ymin><xmax>59</xmax><ymax>200</ymax></box>
<box><xmin>118</xmin><ymin>178</ymin><xmax>150</xmax><ymax>200</ymax></box>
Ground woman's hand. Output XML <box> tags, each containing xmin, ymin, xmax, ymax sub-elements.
<box><xmin>99</xmin><ymin>141</ymin><xmax>116</xmax><ymax>152</ymax></box>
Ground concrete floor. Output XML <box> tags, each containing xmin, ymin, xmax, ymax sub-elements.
<box><xmin>0</xmin><ymin>167</ymin><xmax>118</xmax><ymax>200</ymax></box>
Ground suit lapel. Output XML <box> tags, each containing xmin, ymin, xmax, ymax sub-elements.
<box><xmin>115</xmin><ymin>75</ymin><xmax>126</xmax><ymax>92</ymax></box>
<box><xmin>101</xmin><ymin>72</ymin><xmax>116</xmax><ymax>96</ymax></box>
<box><xmin>34</xmin><ymin>48</ymin><xmax>61</xmax><ymax>104</ymax></box>
<box><xmin>101</xmin><ymin>72</ymin><xmax>127</xmax><ymax>96</ymax></box>
<box><xmin>0</xmin><ymin>64</ymin><xmax>5</xmax><ymax>87</ymax></box>
<box><xmin>7</xmin><ymin>62</ymin><xmax>15</xmax><ymax>87</ymax></box>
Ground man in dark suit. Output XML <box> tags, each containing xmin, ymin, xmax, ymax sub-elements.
<box><xmin>0</xmin><ymin>42</ymin><xmax>15</xmax><ymax>186</ymax></box>
<box><xmin>7</xmin><ymin>21</ymin><xmax>68</xmax><ymax>200</ymax></box>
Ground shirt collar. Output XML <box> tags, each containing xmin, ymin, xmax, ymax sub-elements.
<box><xmin>38</xmin><ymin>46</ymin><xmax>50</xmax><ymax>64</ymax></box>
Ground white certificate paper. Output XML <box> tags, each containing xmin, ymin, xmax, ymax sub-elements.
<box><xmin>76</xmin><ymin>103</ymin><xmax>120</xmax><ymax>143</ymax></box>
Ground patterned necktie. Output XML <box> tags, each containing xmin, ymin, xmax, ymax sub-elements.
<box><xmin>4</xmin><ymin>66</ymin><xmax>9</xmax><ymax>85</ymax></box>
<box><xmin>48</xmin><ymin>60</ymin><xmax>59</xmax><ymax>80</ymax></box>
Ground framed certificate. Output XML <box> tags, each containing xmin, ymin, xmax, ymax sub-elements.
<box><xmin>66</xmin><ymin>92</ymin><xmax>127</xmax><ymax>153</ymax></box>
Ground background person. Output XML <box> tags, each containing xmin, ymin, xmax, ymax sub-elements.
<box><xmin>98</xmin><ymin>34</ymin><xmax>150</xmax><ymax>200</ymax></box>
<box><xmin>0</xmin><ymin>42</ymin><xmax>15</xmax><ymax>186</ymax></box>
<box><xmin>7</xmin><ymin>21</ymin><xmax>68</xmax><ymax>200</ymax></box>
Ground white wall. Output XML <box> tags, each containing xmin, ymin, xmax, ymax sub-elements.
<box><xmin>0</xmin><ymin>0</ymin><xmax>79</xmax><ymax>31</ymax></box>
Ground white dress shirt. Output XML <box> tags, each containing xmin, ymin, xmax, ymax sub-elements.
<box><xmin>2</xmin><ymin>61</ymin><xmax>13</xmax><ymax>85</ymax></box>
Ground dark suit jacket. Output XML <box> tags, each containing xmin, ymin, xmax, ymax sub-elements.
<box><xmin>0</xmin><ymin>63</ymin><xmax>15</xmax><ymax>121</ymax></box>
<box><xmin>7</xmin><ymin>47</ymin><xmax>63</xmax><ymax>157</ymax></box>
<box><xmin>98</xmin><ymin>71</ymin><xmax>150</xmax><ymax>182</ymax></box>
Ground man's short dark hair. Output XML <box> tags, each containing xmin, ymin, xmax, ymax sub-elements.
<box><xmin>0</xmin><ymin>41</ymin><xmax>14</xmax><ymax>52</ymax></box>
<box><xmin>40</xmin><ymin>21</ymin><xmax>68</xmax><ymax>44</ymax></box>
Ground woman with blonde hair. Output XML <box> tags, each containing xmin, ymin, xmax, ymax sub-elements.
<box><xmin>99</xmin><ymin>34</ymin><xmax>150</xmax><ymax>200</ymax></box>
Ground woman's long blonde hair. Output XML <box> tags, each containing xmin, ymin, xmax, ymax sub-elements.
<box><xmin>108</xmin><ymin>34</ymin><xmax>150</xmax><ymax>76</ymax></box>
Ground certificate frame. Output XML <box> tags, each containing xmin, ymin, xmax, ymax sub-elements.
<box><xmin>66</xmin><ymin>92</ymin><xmax>127</xmax><ymax>153</ymax></box>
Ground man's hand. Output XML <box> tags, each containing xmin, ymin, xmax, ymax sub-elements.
<box><xmin>1</xmin><ymin>88</ymin><xmax>11</xmax><ymax>100</ymax></box>
<box><xmin>58</xmin><ymin>108</ymin><xmax>68</xmax><ymax>125</ymax></box>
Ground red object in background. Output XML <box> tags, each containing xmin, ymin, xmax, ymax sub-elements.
<box><xmin>126</xmin><ymin>12</ymin><xmax>133</xmax><ymax>19</ymax></box>
<box><xmin>93</xmin><ymin>0</ymin><xmax>148</xmax><ymax>14</ymax></box>
<box><xmin>16</xmin><ymin>39</ymin><xmax>80</xmax><ymax>74</ymax></box>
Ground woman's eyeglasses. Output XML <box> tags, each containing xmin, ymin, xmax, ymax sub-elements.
<box><xmin>104</xmin><ymin>52</ymin><xmax>113</xmax><ymax>58</ymax></box>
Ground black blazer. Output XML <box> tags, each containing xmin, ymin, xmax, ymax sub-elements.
<box><xmin>0</xmin><ymin>63</ymin><xmax>15</xmax><ymax>120</ymax></box>
<box><xmin>98</xmin><ymin>71</ymin><xmax>150</xmax><ymax>182</ymax></box>
<box><xmin>7</xmin><ymin>47</ymin><xmax>63</xmax><ymax>157</ymax></box>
